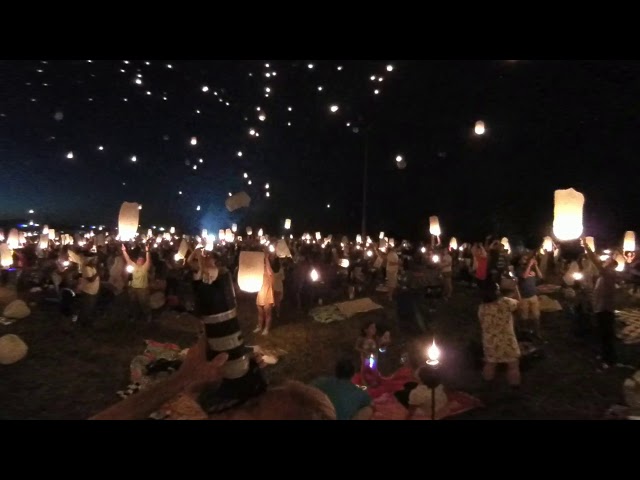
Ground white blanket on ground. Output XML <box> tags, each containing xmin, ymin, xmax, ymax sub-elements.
<box><xmin>334</xmin><ymin>298</ymin><xmax>383</xmax><ymax>318</ymax></box>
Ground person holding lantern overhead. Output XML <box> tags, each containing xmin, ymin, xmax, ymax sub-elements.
<box><xmin>582</xmin><ymin>237</ymin><xmax>620</xmax><ymax>370</ymax></box>
<box><xmin>516</xmin><ymin>253</ymin><xmax>544</xmax><ymax>339</ymax></box>
<box><xmin>121</xmin><ymin>244</ymin><xmax>152</xmax><ymax>323</ymax></box>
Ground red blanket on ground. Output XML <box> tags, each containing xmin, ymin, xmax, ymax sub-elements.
<box><xmin>352</xmin><ymin>367</ymin><xmax>483</xmax><ymax>420</ymax></box>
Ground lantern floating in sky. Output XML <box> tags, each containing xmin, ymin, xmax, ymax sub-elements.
<box><xmin>553</xmin><ymin>188</ymin><xmax>585</xmax><ymax>241</ymax></box>
<box><xmin>118</xmin><ymin>202</ymin><xmax>140</xmax><ymax>242</ymax></box>
<box><xmin>258</xmin><ymin>228</ymin><xmax>263</xmax><ymax>237</ymax></box>
<box><xmin>190</xmin><ymin>137</ymin><xmax>197</xmax><ymax>146</ymax></box>
<box><xmin>586</xmin><ymin>236</ymin><xmax>595</xmax><ymax>252</ymax></box>
<box><xmin>449</xmin><ymin>237</ymin><xmax>458</xmax><ymax>251</ymax></box>
<box><xmin>232</xmin><ymin>224</ymin><xmax>238</xmax><ymax>233</ymax></box>
<box><xmin>39</xmin><ymin>234</ymin><xmax>49</xmax><ymax>250</ymax></box>
<box><xmin>330</xmin><ymin>105</ymin><xmax>339</xmax><ymax>113</ymax></box>
<box><xmin>623</xmin><ymin>231</ymin><xmax>636</xmax><ymax>252</ymax></box>
<box><xmin>218</xmin><ymin>229</ymin><xmax>225</xmax><ymax>240</ymax></box>
<box><xmin>238</xmin><ymin>251</ymin><xmax>265</xmax><ymax>293</ymax></box>
<box><xmin>315</xmin><ymin>232</ymin><xmax>321</xmax><ymax>241</ymax></box>
<box><xmin>246</xmin><ymin>227</ymin><xmax>253</xmax><ymax>236</ymax></box>
<box><xmin>429</xmin><ymin>216</ymin><xmax>441</xmax><ymax>236</ymax></box>
<box><xmin>284</xmin><ymin>219</ymin><xmax>291</xmax><ymax>230</ymax></box>
<box><xmin>474</xmin><ymin>121</ymin><xmax>485</xmax><ymax>135</ymax></box>
<box><xmin>386</xmin><ymin>65</ymin><xmax>394</xmax><ymax>72</ymax></box>
<box><xmin>225</xmin><ymin>229</ymin><xmax>234</xmax><ymax>243</ymax></box>
<box><xmin>66</xmin><ymin>152</ymin><xmax>74</xmax><ymax>159</ymax></box>
<box><xmin>170</xmin><ymin>227</ymin><xmax>175</xmax><ymax>234</ymax></box>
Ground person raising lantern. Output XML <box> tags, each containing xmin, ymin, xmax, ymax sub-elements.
<box><xmin>121</xmin><ymin>243</ymin><xmax>152</xmax><ymax>323</ymax></box>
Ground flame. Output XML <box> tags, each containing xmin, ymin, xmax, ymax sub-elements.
<box><xmin>427</xmin><ymin>340</ymin><xmax>440</xmax><ymax>364</ymax></box>
<box><xmin>310</xmin><ymin>269</ymin><xmax>319</xmax><ymax>282</ymax></box>
<box><xmin>572</xmin><ymin>272</ymin><xmax>583</xmax><ymax>280</ymax></box>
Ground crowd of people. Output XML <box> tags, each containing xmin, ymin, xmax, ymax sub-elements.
<box><xmin>2</xmin><ymin>228</ymin><xmax>639</xmax><ymax>419</ymax></box>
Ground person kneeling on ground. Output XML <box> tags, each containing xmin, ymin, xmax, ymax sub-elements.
<box><xmin>310</xmin><ymin>358</ymin><xmax>374</xmax><ymax>420</ymax></box>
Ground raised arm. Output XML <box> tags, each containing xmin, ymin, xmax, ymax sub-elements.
<box><xmin>121</xmin><ymin>245</ymin><xmax>134</xmax><ymax>266</ymax></box>
<box><xmin>582</xmin><ymin>237</ymin><xmax>604</xmax><ymax>274</ymax></box>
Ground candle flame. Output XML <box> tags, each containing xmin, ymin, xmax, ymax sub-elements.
<box><xmin>427</xmin><ymin>340</ymin><xmax>440</xmax><ymax>364</ymax></box>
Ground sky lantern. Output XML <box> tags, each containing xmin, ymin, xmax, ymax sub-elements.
<box><xmin>501</xmin><ymin>237</ymin><xmax>511</xmax><ymax>253</ymax></box>
<box><xmin>39</xmin><ymin>234</ymin><xmax>49</xmax><ymax>250</ymax></box>
<box><xmin>284</xmin><ymin>219</ymin><xmax>291</xmax><ymax>230</ymax></box>
<box><xmin>315</xmin><ymin>232</ymin><xmax>321</xmax><ymax>240</ymax></box>
<box><xmin>205</xmin><ymin>235</ymin><xmax>215</xmax><ymax>251</ymax></box>
<box><xmin>449</xmin><ymin>237</ymin><xmax>458</xmax><ymax>251</ymax></box>
<box><xmin>356</xmin><ymin>234</ymin><xmax>362</xmax><ymax>244</ymax></box>
<box><xmin>218</xmin><ymin>229</ymin><xmax>225</xmax><ymax>240</ymax></box>
<box><xmin>553</xmin><ymin>188</ymin><xmax>584</xmax><ymax>241</ymax></box>
<box><xmin>7</xmin><ymin>229</ymin><xmax>19</xmax><ymax>250</ymax></box>
<box><xmin>258</xmin><ymin>228</ymin><xmax>264</xmax><ymax>237</ymax></box>
<box><xmin>232</xmin><ymin>224</ymin><xmax>238</xmax><ymax>233</ymax></box>
<box><xmin>585</xmin><ymin>236</ymin><xmax>595</xmax><ymax>252</ymax></box>
<box><xmin>246</xmin><ymin>227</ymin><xmax>253</xmax><ymax>236</ymax></box>
<box><xmin>623</xmin><ymin>231</ymin><xmax>636</xmax><ymax>252</ymax></box>
<box><xmin>310</xmin><ymin>269</ymin><xmax>319</xmax><ymax>282</ymax></box>
<box><xmin>48</xmin><ymin>229</ymin><xmax>56</xmax><ymax>241</ymax></box>
<box><xmin>474</xmin><ymin>120</ymin><xmax>485</xmax><ymax>135</ymax></box>
<box><xmin>238</xmin><ymin>251</ymin><xmax>265</xmax><ymax>293</ymax></box>
<box><xmin>614</xmin><ymin>253</ymin><xmax>626</xmax><ymax>272</ymax></box>
<box><xmin>0</xmin><ymin>244</ymin><xmax>13</xmax><ymax>267</ymax></box>
<box><xmin>379</xmin><ymin>232</ymin><xmax>385</xmax><ymax>239</ymax></box>
<box><xmin>429</xmin><ymin>216</ymin><xmax>441</xmax><ymax>236</ymax></box>
<box><xmin>225</xmin><ymin>229</ymin><xmax>234</xmax><ymax>242</ymax></box>
<box><xmin>42</xmin><ymin>225</ymin><xmax>49</xmax><ymax>235</ymax></box>
<box><xmin>170</xmin><ymin>227</ymin><xmax>175</xmax><ymax>234</ymax></box>
<box><xmin>190</xmin><ymin>137</ymin><xmax>197</xmax><ymax>145</ymax></box>
<box><xmin>118</xmin><ymin>202</ymin><xmax>140</xmax><ymax>241</ymax></box>
<box><xmin>543</xmin><ymin>236</ymin><xmax>553</xmax><ymax>252</ymax></box>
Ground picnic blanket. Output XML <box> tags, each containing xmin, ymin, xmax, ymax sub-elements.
<box><xmin>310</xmin><ymin>305</ymin><xmax>347</xmax><ymax>323</ymax></box>
<box><xmin>352</xmin><ymin>367</ymin><xmax>483</xmax><ymax>420</ymax></box>
<box><xmin>335</xmin><ymin>298</ymin><xmax>383</xmax><ymax>318</ymax></box>
<box><xmin>616</xmin><ymin>309</ymin><xmax>640</xmax><ymax>345</ymax></box>
<box><xmin>311</xmin><ymin>298</ymin><xmax>383</xmax><ymax>323</ymax></box>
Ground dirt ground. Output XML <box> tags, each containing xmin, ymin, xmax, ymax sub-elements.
<box><xmin>1</xmin><ymin>281</ymin><xmax>639</xmax><ymax>420</ymax></box>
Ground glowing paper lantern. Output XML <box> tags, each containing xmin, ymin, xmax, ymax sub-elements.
<box><xmin>543</xmin><ymin>236</ymin><xmax>553</xmax><ymax>252</ymax></box>
<box><xmin>225</xmin><ymin>229</ymin><xmax>233</xmax><ymax>242</ymax></box>
<box><xmin>163</xmin><ymin>233</ymin><xmax>171</xmax><ymax>241</ymax></box>
<box><xmin>553</xmin><ymin>188</ymin><xmax>584</xmax><ymax>241</ymax></box>
<box><xmin>258</xmin><ymin>229</ymin><xmax>264</xmax><ymax>237</ymax></box>
<box><xmin>356</xmin><ymin>235</ymin><xmax>362</xmax><ymax>244</ymax></box>
<box><xmin>225</xmin><ymin>191</ymin><xmax>251</xmax><ymax>212</ymax></box>
<box><xmin>39</xmin><ymin>234</ymin><xmax>49</xmax><ymax>250</ymax></box>
<box><xmin>0</xmin><ymin>230</ymin><xmax>4</xmax><ymax>242</ymax></box>
<box><xmin>379</xmin><ymin>232</ymin><xmax>385</xmax><ymax>239</ymax></box>
<box><xmin>338</xmin><ymin>259</ymin><xmax>350</xmax><ymax>268</ymax></box>
<box><xmin>586</xmin><ymin>236</ymin><xmax>595</xmax><ymax>252</ymax></box>
<box><xmin>246</xmin><ymin>227</ymin><xmax>253</xmax><ymax>236</ymax></box>
<box><xmin>315</xmin><ymin>232</ymin><xmax>321</xmax><ymax>241</ymax></box>
<box><xmin>615</xmin><ymin>253</ymin><xmax>626</xmax><ymax>272</ymax></box>
<box><xmin>501</xmin><ymin>237</ymin><xmax>511</xmax><ymax>253</ymax></box>
<box><xmin>170</xmin><ymin>227</ymin><xmax>175</xmax><ymax>234</ymax></box>
<box><xmin>429</xmin><ymin>216</ymin><xmax>441</xmax><ymax>236</ymax></box>
<box><xmin>0</xmin><ymin>244</ymin><xmax>13</xmax><ymax>267</ymax></box>
<box><xmin>42</xmin><ymin>225</ymin><xmax>49</xmax><ymax>235</ymax></box>
<box><xmin>118</xmin><ymin>202</ymin><xmax>140</xmax><ymax>241</ymax></box>
<box><xmin>178</xmin><ymin>239</ymin><xmax>189</xmax><ymax>259</ymax></box>
<box><xmin>474</xmin><ymin>121</ymin><xmax>485</xmax><ymax>135</ymax></box>
<box><xmin>275</xmin><ymin>239</ymin><xmax>292</xmax><ymax>258</ymax></box>
<box><xmin>238</xmin><ymin>251</ymin><xmax>265</xmax><ymax>293</ymax></box>
<box><xmin>7</xmin><ymin>229</ymin><xmax>19</xmax><ymax>249</ymax></box>
<box><xmin>449</xmin><ymin>237</ymin><xmax>458</xmax><ymax>251</ymax></box>
<box><xmin>284</xmin><ymin>219</ymin><xmax>291</xmax><ymax>230</ymax></box>
<box><xmin>310</xmin><ymin>269</ymin><xmax>319</xmax><ymax>282</ymax></box>
<box><xmin>623</xmin><ymin>231</ymin><xmax>636</xmax><ymax>252</ymax></box>
<box><xmin>48</xmin><ymin>229</ymin><xmax>56</xmax><ymax>241</ymax></box>
<box><xmin>218</xmin><ymin>229</ymin><xmax>225</xmax><ymax>241</ymax></box>
<box><xmin>205</xmin><ymin>235</ymin><xmax>215</xmax><ymax>251</ymax></box>
<box><xmin>18</xmin><ymin>232</ymin><xmax>26</xmax><ymax>245</ymax></box>
<box><xmin>232</xmin><ymin>224</ymin><xmax>238</xmax><ymax>233</ymax></box>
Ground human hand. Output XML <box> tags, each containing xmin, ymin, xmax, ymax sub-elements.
<box><xmin>145</xmin><ymin>245</ymin><xmax>150</xmax><ymax>253</ymax></box>
<box><xmin>177</xmin><ymin>334</ymin><xmax>228</xmax><ymax>399</ymax></box>
<box><xmin>121</xmin><ymin>244</ymin><xmax>126</xmax><ymax>253</ymax></box>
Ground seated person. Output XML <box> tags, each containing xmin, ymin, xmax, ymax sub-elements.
<box><xmin>311</xmin><ymin>358</ymin><xmax>373</xmax><ymax>420</ymax></box>
<box><xmin>405</xmin><ymin>366</ymin><xmax>448</xmax><ymax>420</ymax></box>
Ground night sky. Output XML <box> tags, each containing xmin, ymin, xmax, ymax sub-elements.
<box><xmin>1</xmin><ymin>60</ymin><xmax>638</xmax><ymax>247</ymax></box>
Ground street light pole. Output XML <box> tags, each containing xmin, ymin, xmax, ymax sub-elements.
<box><xmin>361</xmin><ymin>128</ymin><xmax>369</xmax><ymax>238</ymax></box>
